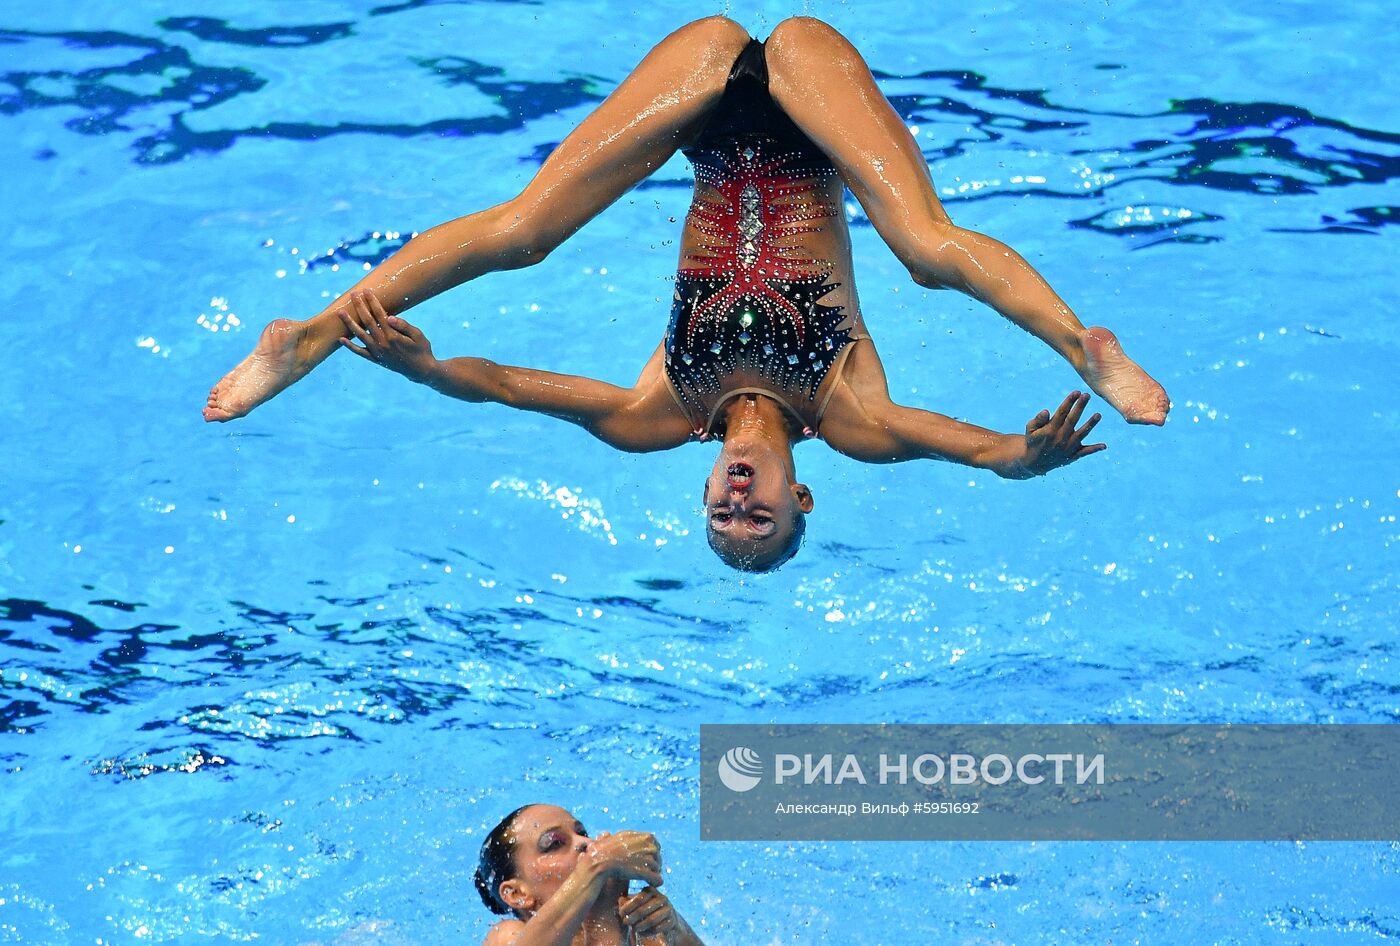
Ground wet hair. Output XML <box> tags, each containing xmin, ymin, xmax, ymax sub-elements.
<box><xmin>474</xmin><ymin>804</ymin><xmax>534</xmax><ymax>916</ymax></box>
<box><xmin>708</xmin><ymin>507</ymin><xmax>806</xmax><ymax>572</ymax></box>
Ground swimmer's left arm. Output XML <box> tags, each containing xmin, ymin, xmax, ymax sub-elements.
<box><xmin>826</xmin><ymin>392</ymin><xmax>1105</xmax><ymax>478</ymax></box>
<box><xmin>822</xmin><ymin>340</ymin><xmax>1103</xmax><ymax>476</ymax></box>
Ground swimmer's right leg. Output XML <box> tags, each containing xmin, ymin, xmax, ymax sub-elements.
<box><xmin>204</xmin><ymin>16</ymin><xmax>750</xmax><ymax>422</ymax></box>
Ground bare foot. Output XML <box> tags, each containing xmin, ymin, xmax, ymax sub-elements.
<box><xmin>1078</xmin><ymin>326</ymin><xmax>1170</xmax><ymax>425</ymax></box>
<box><xmin>203</xmin><ymin>318</ymin><xmax>322</xmax><ymax>422</ymax></box>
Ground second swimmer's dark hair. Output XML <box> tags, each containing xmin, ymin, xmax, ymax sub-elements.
<box><xmin>474</xmin><ymin>804</ymin><xmax>534</xmax><ymax>916</ymax></box>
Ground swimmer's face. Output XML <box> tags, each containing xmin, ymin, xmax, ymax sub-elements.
<box><xmin>703</xmin><ymin>444</ymin><xmax>813</xmax><ymax>571</ymax></box>
<box><xmin>497</xmin><ymin>805</ymin><xmax>591</xmax><ymax>914</ymax></box>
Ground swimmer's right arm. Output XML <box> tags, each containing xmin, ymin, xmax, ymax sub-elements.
<box><xmin>338</xmin><ymin>290</ymin><xmax>689</xmax><ymax>453</ymax></box>
<box><xmin>483</xmin><ymin>831</ymin><xmax>663</xmax><ymax>946</ymax></box>
<box><xmin>480</xmin><ymin>862</ymin><xmax>602</xmax><ymax>946</ymax></box>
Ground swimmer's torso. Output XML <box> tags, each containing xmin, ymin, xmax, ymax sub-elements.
<box><xmin>662</xmin><ymin>40</ymin><xmax>865</xmax><ymax>439</ymax></box>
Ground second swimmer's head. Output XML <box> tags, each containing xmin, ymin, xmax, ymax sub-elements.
<box><xmin>475</xmin><ymin>804</ymin><xmax>593</xmax><ymax>918</ymax></box>
<box><xmin>703</xmin><ymin>453</ymin><xmax>813</xmax><ymax>573</ymax></box>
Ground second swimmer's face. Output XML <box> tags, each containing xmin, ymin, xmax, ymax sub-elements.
<box><xmin>703</xmin><ymin>449</ymin><xmax>813</xmax><ymax>571</ymax></box>
<box><xmin>499</xmin><ymin>805</ymin><xmax>591</xmax><ymax>914</ymax></box>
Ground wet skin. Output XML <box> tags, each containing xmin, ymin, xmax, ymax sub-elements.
<box><xmin>702</xmin><ymin>395</ymin><xmax>814</xmax><ymax>566</ymax></box>
<box><xmin>501</xmin><ymin>806</ymin><xmax>600</xmax><ymax>909</ymax></box>
<box><xmin>484</xmin><ymin>805</ymin><xmax>697</xmax><ymax>946</ymax></box>
<box><xmin>203</xmin><ymin>15</ymin><xmax>1168</xmax><ymax>431</ymax></box>
<box><xmin>206</xmin><ymin>15</ymin><xmax>1164</xmax><ymax>575</ymax></box>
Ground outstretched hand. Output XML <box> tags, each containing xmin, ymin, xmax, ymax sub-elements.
<box><xmin>1001</xmin><ymin>391</ymin><xmax>1106</xmax><ymax>479</ymax></box>
<box><xmin>338</xmin><ymin>289</ymin><xmax>437</xmax><ymax>384</ymax></box>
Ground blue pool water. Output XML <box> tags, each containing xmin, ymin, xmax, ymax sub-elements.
<box><xmin>2</xmin><ymin>0</ymin><xmax>1398</xmax><ymax>942</ymax></box>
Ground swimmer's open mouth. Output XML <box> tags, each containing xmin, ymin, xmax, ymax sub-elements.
<box><xmin>726</xmin><ymin>462</ymin><xmax>753</xmax><ymax>489</ymax></box>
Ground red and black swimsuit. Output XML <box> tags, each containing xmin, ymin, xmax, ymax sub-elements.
<box><xmin>663</xmin><ymin>39</ymin><xmax>865</xmax><ymax>438</ymax></box>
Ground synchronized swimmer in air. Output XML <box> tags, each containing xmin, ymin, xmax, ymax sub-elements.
<box><xmin>205</xmin><ymin>16</ymin><xmax>1169</xmax><ymax>571</ymax></box>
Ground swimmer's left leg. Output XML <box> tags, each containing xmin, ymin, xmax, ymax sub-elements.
<box><xmin>763</xmin><ymin>17</ymin><xmax>1168</xmax><ymax>425</ymax></box>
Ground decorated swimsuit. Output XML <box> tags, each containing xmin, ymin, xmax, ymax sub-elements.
<box><xmin>663</xmin><ymin>39</ymin><xmax>867</xmax><ymax>441</ymax></box>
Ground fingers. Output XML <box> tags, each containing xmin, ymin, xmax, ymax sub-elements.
<box><xmin>633</xmin><ymin>911</ymin><xmax>676</xmax><ymax>936</ymax></box>
<box><xmin>337</xmin><ymin>336</ymin><xmax>375</xmax><ymax>361</ymax></box>
<box><xmin>1029</xmin><ymin>391</ymin><xmax>1089</xmax><ymax>439</ymax></box>
<box><xmin>1069</xmin><ymin>412</ymin><xmax>1102</xmax><ymax>447</ymax></box>
<box><xmin>364</xmin><ymin>288</ymin><xmax>419</xmax><ymax>341</ymax></box>
<box><xmin>364</xmin><ymin>287</ymin><xmax>391</xmax><ymax>324</ymax></box>
<box><xmin>343</xmin><ymin>286</ymin><xmax>424</xmax><ymax>346</ymax></box>
<box><xmin>633</xmin><ymin>908</ymin><xmax>677</xmax><ymax>937</ymax></box>
<box><xmin>1047</xmin><ymin>391</ymin><xmax>1079</xmax><ymax>430</ymax></box>
<box><xmin>388</xmin><ymin>316</ymin><xmax>424</xmax><ymax>342</ymax></box>
<box><xmin>627</xmin><ymin>852</ymin><xmax>661</xmax><ymax>878</ymax></box>
<box><xmin>618</xmin><ymin>890</ymin><xmax>648</xmax><ymax>913</ymax></box>
<box><xmin>351</xmin><ymin>292</ymin><xmax>387</xmax><ymax>345</ymax></box>
<box><xmin>589</xmin><ymin>831</ymin><xmax>663</xmax><ymax>886</ymax></box>
<box><xmin>340</xmin><ymin>288</ymin><xmax>426</xmax><ymax>363</ymax></box>
<box><xmin>338</xmin><ymin>305</ymin><xmax>370</xmax><ymax>342</ymax></box>
<box><xmin>337</xmin><ymin>301</ymin><xmax>383</xmax><ymax>362</ymax></box>
<box><xmin>1025</xmin><ymin>409</ymin><xmax>1051</xmax><ymax>435</ymax></box>
<box><xmin>619</xmin><ymin>888</ymin><xmax>668</xmax><ymax>927</ymax></box>
<box><xmin>1064</xmin><ymin>392</ymin><xmax>1090</xmax><ymax>430</ymax></box>
<box><xmin>338</xmin><ymin>294</ymin><xmax>382</xmax><ymax>352</ymax></box>
<box><xmin>622</xmin><ymin>831</ymin><xmax>660</xmax><ymax>857</ymax></box>
<box><xmin>632</xmin><ymin>867</ymin><xmax>664</xmax><ymax>887</ymax></box>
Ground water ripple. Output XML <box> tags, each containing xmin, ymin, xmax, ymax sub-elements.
<box><xmin>0</xmin><ymin>25</ymin><xmax>605</xmax><ymax>164</ymax></box>
<box><xmin>0</xmin><ymin>25</ymin><xmax>1391</xmax><ymax>244</ymax></box>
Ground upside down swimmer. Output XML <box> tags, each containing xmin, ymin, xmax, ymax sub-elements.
<box><xmin>205</xmin><ymin>16</ymin><xmax>1169</xmax><ymax>572</ymax></box>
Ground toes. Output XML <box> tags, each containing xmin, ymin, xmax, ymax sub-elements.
<box><xmin>1126</xmin><ymin>398</ymin><xmax>1168</xmax><ymax>426</ymax></box>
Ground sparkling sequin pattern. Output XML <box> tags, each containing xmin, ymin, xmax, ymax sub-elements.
<box><xmin>665</xmin><ymin>135</ymin><xmax>850</xmax><ymax>420</ymax></box>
